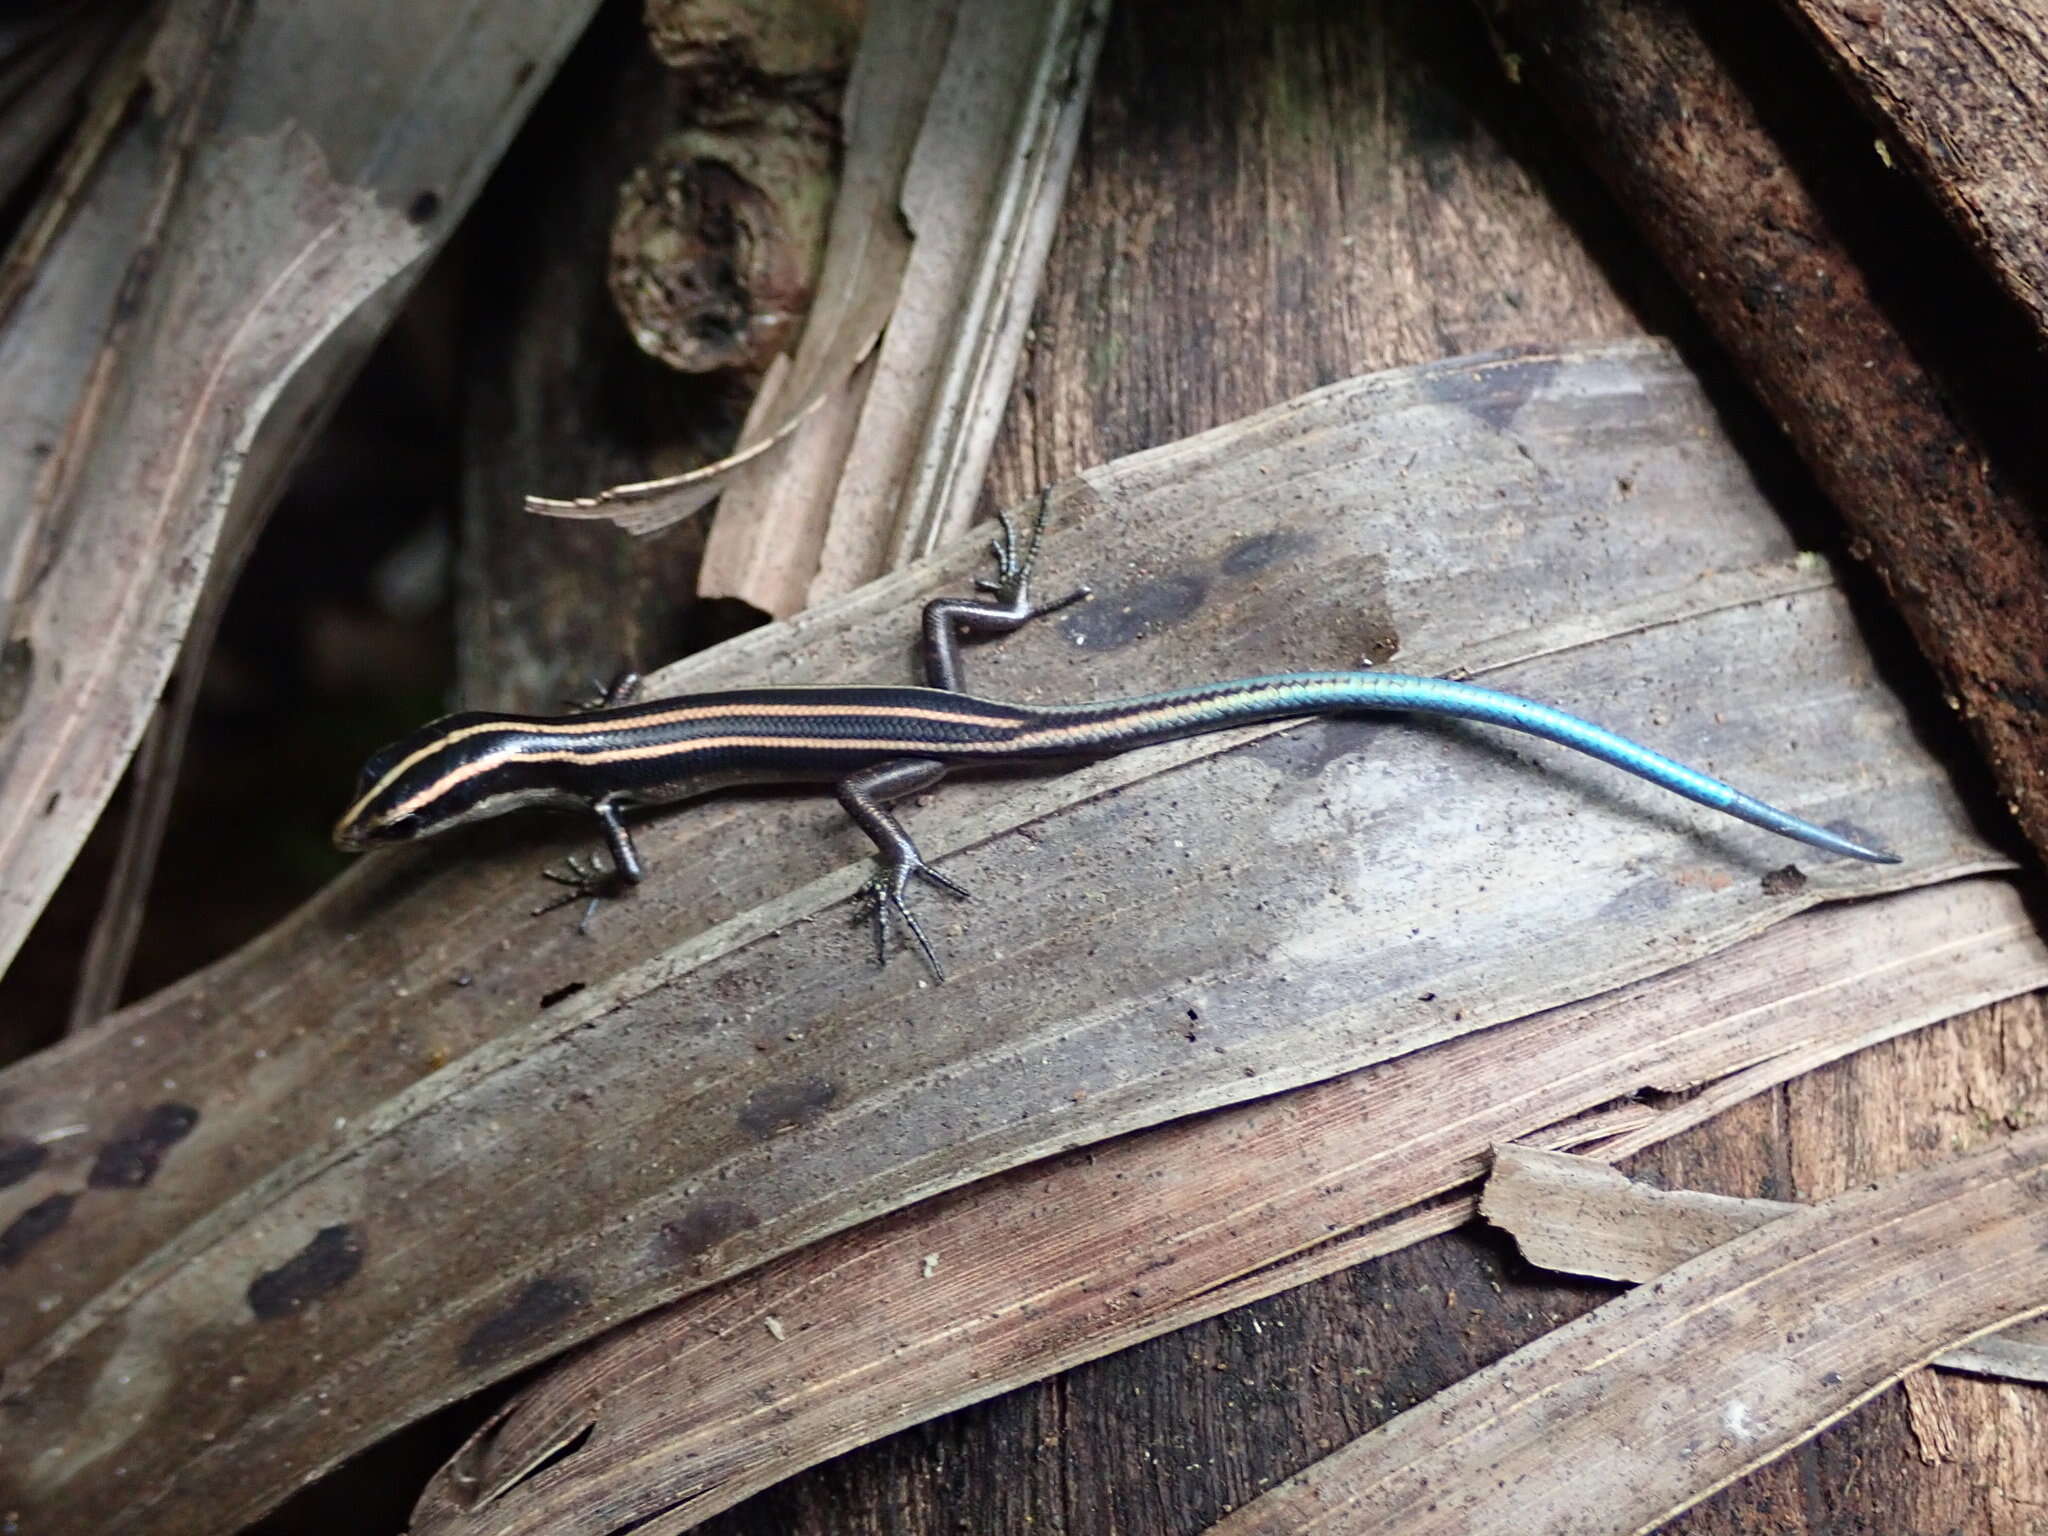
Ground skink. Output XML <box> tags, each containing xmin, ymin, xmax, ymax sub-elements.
<box><xmin>335</xmin><ymin>503</ymin><xmax>1899</xmax><ymax>976</ymax></box>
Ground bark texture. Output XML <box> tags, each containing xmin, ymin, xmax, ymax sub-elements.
<box><xmin>1488</xmin><ymin>0</ymin><xmax>2048</xmax><ymax>864</ymax></box>
<box><xmin>1776</xmin><ymin>0</ymin><xmax>2048</xmax><ymax>340</ymax></box>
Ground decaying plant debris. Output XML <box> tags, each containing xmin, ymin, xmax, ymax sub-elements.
<box><xmin>1210</xmin><ymin>1129</ymin><xmax>2048</xmax><ymax>1535</ymax></box>
<box><xmin>0</xmin><ymin>343</ymin><xmax>1996</xmax><ymax>1531</ymax></box>
<box><xmin>533</xmin><ymin>0</ymin><xmax>1107</xmax><ymax>622</ymax></box>
<box><xmin>1482</xmin><ymin>1144</ymin><xmax>2048</xmax><ymax>1385</ymax></box>
<box><xmin>408</xmin><ymin>879</ymin><xmax>2045</xmax><ymax>1535</ymax></box>
<box><xmin>3</xmin><ymin>0</ymin><xmax>2048</xmax><ymax>1530</ymax></box>
<box><xmin>0</xmin><ymin>0</ymin><xmax>602</xmax><ymax>993</ymax></box>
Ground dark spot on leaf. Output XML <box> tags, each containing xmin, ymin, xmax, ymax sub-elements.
<box><xmin>0</xmin><ymin>1136</ymin><xmax>47</xmax><ymax>1188</ymax></box>
<box><xmin>539</xmin><ymin>981</ymin><xmax>586</xmax><ymax>1010</ymax></box>
<box><xmin>1423</xmin><ymin>350</ymin><xmax>1561</xmax><ymax>433</ymax></box>
<box><xmin>1061</xmin><ymin>572</ymin><xmax>1208</xmax><ymax>652</ymax></box>
<box><xmin>1250</xmin><ymin>713</ymin><xmax>1380</xmax><ymax>778</ymax></box>
<box><xmin>42</xmin><ymin>792</ymin><xmax>59</xmax><ymax>816</ymax></box>
<box><xmin>656</xmin><ymin>1199</ymin><xmax>760</xmax><ymax>1265</ymax></box>
<box><xmin>407</xmin><ymin>189</ymin><xmax>441</xmax><ymax>224</ymax></box>
<box><xmin>736</xmin><ymin>1076</ymin><xmax>837</xmax><ymax>1139</ymax></box>
<box><xmin>0</xmin><ymin>1193</ymin><xmax>74</xmax><ymax>1267</ymax></box>
<box><xmin>88</xmin><ymin>1103</ymin><xmax>199</xmax><ymax>1189</ymax></box>
<box><xmin>459</xmin><ymin>1276</ymin><xmax>588</xmax><ymax>1369</ymax></box>
<box><xmin>1597</xmin><ymin>876</ymin><xmax>1678</xmax><ymax>925</ymax></box>
<box><xmin>247</xmin><ymin>1225</ymin><xmax>366</xmax><ymax>1320</ymax></box>
<box><xmin>1220</xmin><ymin>530</ymin><xmax>1314</xmax><ymax>577</ymax></box>
<box><xmin>0</xmin><ymin>636</ymin><xmax>32</xmax><ymax>726</ymax></box>
<box><xmin>1760</xmin><ymin>864</ymin><xmax>1808</xmax><ymax>897</ymax></box>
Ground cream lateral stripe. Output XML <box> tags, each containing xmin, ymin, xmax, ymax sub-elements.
<box><xmin>385</xmin><ymin>733</ymin><xmax>997</xmax><ymax>816</ymax></box>
<box><xmin>361</xmin><ymin>681</ymin><xmax>1331</xmax><ymax>826</ymax></box>
<box><xmin>1022</xmin><ymin>691</ymin><xmax>1285</xmax><ymax>746</ymax></box>
<box><xmin>383</xmin><ymin>692</ymin><xmax>1313</xmax><ymax>818</ymax></box>
<box><xmin>369</xmin><ymin>680</ymin><xmax>1318</xmax><ymax>811</ymax></box>
<box><xmin>365</xmin><ymin>698</ymin><xmax>1035</xmax><ymax>801</ymax></box>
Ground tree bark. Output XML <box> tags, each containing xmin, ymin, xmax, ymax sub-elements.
<box><xmin>1486</xmin><ymin>0</ymin><xmax>2048</xmax><ymax>870</ymax></box>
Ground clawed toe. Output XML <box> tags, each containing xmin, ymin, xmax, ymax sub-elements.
<box><xmin>913</xmin><ymin>862</ymin><xmax>971</xmax><ymax>901</ymax></box>
<box><xmin>858</xmin><ymin>859</ymin><xmax>971</xmax><ymax>979</ymax></box>
<box><xmin>1033</xmin><ymin>585</ymin><xmax>1091</xmax><ymax>619</ymax></box>
<box><xmin>541</xmin><ymin>853</ymin><xmax>604</xmax><ymax>888</ymax></box>
<box><xmin>534</xmin><ymin>854</ymin><xmax>625</xmax><ymax>933</ymax></box>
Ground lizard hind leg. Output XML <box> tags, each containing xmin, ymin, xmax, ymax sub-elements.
<box><xmin>562</xmin><ymin>669</ymin><xmax>644</xmax><ymax>712</ymax></box>
<box><xmin>836</xmin><ymin>758</ymin><xmax>969</xmax><ymax>979</ymax></box>
<box><xmin>919</xmin><ymin>489</ymin><xmax>1090</xmax><ymax>692</ymax></box>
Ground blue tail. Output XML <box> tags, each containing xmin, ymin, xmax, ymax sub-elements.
<box><xmin>1042</xmin><ymin>671</ymin><xmax>1900</xmax><ymax>864</ymax></box>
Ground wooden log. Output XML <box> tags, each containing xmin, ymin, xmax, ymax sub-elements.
<box><xmin>452</xmin><ymin>2</ymin><xmax>768</xmax><ymax>713</ymax></box>
<box><xmin>1772</xmin><ymin>0</ymin><xmax>2048</xmax><ymax>344</ymax></box>
<box><xmin>1483</xmin><ymin>0</ymin><xmax>2048</xmax><ymax>867</ymax></box>
<box><xmin>1480</xmin><ymin>1144</ymin><xmax>2048</xmax><ymax>1383</ymax></box>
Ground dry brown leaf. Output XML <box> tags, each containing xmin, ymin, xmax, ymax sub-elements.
<box><xmin>804</xmin><ymin>0</ymin><xmax>1109</xmax><ymax>605</ymax></box>
<box><xmin>0</xmin><ymin>1</ymin><xmax>138</xmax><ymax>231</ymax></box>
<box><xmin>1482</xmin><ymin>1143</ymin><xmax>2048</xmax><ymax>1386</ymax></box>
<box><xmin>558</xmin><ymin>0</ymin><xmax>1104</xmax><ymax>624</ymax></box>
<box><xmin>0</xmin><ymin>0</ymin><xmax>606</xmax><ymax>981</ymax></box>
<box><xmin>1482</xmin><ymin>1143</ymin><xmax>1788</xmax><ymax>1277</ymax></box>
<box><xmin>7</xmin><ymin>342</ymin><xmax>1825</xmax><ymax>1378</ymax></box>
<box><xmin>0</xmin><ymin>344</ymin><xmax>1997</xmax><ymax>1532</ymax></box>
<box><xmin>0</xmin><ymin>125</ymin><xmax>422</xmax><ymax>973</ymax></box>
<box><xmin>0</xmin><ymin>104</ymin><xmax>158</xmax><ymax>648</ymax></box>
<box><xmin>1206</xmin><ymin>1127</ymin><xmax>2048</xmax><ymax>1536</ymax></box>
<box><xmin>407</xmin><ymin>878</ymin><xmax>2048</xmax><ymax>1535</ymax></box>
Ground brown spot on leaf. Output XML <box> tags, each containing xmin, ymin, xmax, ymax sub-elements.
<box><xmin>736</xmin><ymin>1075</ymin><xmax>836</xmax><ymax>1139</ymax></box>
<box><xmin>1</xmin><ymin>1193</ymin><xmax>74</xmax><ymax>1267</ymax></box>
<box><xmin>1220</xmin><ymin>530</ymin><xmax>1314</xmax><ymax>577</ymax></box>
<box><xmin>0</xmin><ymin>635</ymin><xmax>32</xmax><ymax>726</ymax></box>
<box><xmin>539</xmin><ymin>980</ymin><xmax>586</xmax><ymax>1010</ymax></box>
<box><xmin>247</xmin><ymin>1225</ymin><xmax>366</xmax><ymax>1320</ymax></box>
<box><xmin>656</xmin><ymin>1199</ymin><xmax>760</xmax><ymax>1266</ymax></box>
<box><xmin>0</xmin><ymin>1136</ymin><xmax>47</xmax><ymax>1188</ymax></box>
<box><xmin>88</xmin><ymin>1103</ymin><xmax>199</xmax><ymax>1189</ymax></box>
<box><xmin>1425</xmin><ymin>350</ymin><xmax>1562</xmax><ymax>432</ymax></box>
<box><xmin>1060</xmin><ymin>572</ymin><xmax>1208</xmax><ymax>651</ymax></box>
<box><xmin>458</xmin><ymin>1276</ymin><xmax>588</xmax><ymax>1369</ymax></box>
